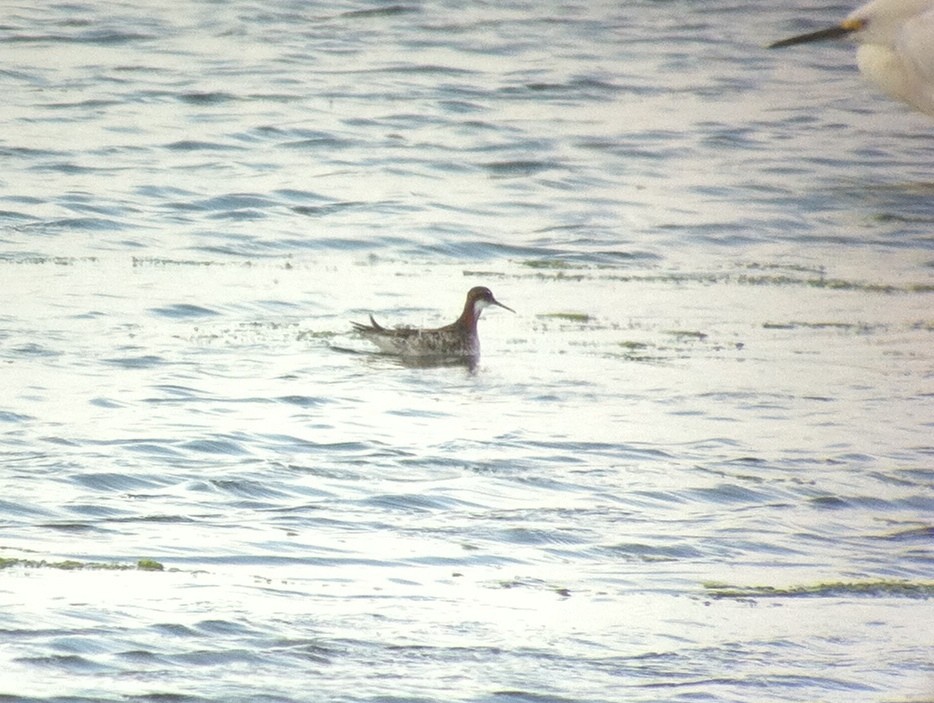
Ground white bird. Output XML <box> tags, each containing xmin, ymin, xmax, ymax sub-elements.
<box><xmin>770</xmin><ymin>0</ymin><xmax>934</xmax><ymax>118</ymax></box>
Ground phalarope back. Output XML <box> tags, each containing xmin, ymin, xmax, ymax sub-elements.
<box><xmin>352</xmin><ymin>286</ymin><xmax>514</xmax><ymax>360</ymax></box>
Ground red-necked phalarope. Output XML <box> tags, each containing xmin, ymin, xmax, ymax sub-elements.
<box><xmin>352</xmin><ymin>286</ymin><xmax>514</xmax><ymax>360</ymax></box>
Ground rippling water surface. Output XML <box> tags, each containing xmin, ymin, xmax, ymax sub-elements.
<box><xmin>1</xmin><ymin>1</ymin><xmax>932</xmax><ymax>701</ymax></box>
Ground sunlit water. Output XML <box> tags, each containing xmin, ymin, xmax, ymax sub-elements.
<box><xmin>1</xmin><ymin>1</ymin><xmax>932</xmax><ymax>702</ymax></box>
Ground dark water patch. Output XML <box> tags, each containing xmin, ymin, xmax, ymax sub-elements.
<box><xmin>336</xmin><ymin>5</ymin><xmax>419</xmax><ymax>20</ymax></box>
<box><xmin>496</xmin><ymin>436</ymin><xmax>643</xmax><ymax>463</ymax></box>
<box><xmin>110</xmin><ymin>514</ymin><xmax>197</xmax><ymax>526</ymax></box>
<box><xmin>0</xmin><ymin>498</ymin><xmax>55</xmax><ymax>518</ymax></box>
<box><xmin>870</xmin><ymin>468</ymin><xmax>934</xmax><ymax>488</ymax></box>
<box><xmin>9</xmin><ymin>342</ymin><xmax>60</xmax><ymax>358</ymax></box>
<box><xmin>179</xmin><ymin>91</ymin><xmax>238</xmax><ymax>106</ymax></box>
<box><xmin>45</xmin><ymin>97</ymin><xmax>121</xmax><ymax>111</ymax></box>
<box><xmin>154</xmin><ymin>622</ymin><xmax>200</xmax><ymax>638</ymax></box>
<box><xmin>413</xmin><ymin>552</ymin><xmax>524</xmax><ymax>569</ymax></box>
<box><xmin>872</xmin><ymin>466</ymin><xmax>934</xmax><ymax>490</ymax></box>
<box><xmin>270</xmin><ymin>186</ymin><xmax>332</xmax><ymax>202</ymax></box>
<box><xmin>275</xmin><ymin>395</ymin><xmax>325</xmax><ymax>408</ymax></box>
<box><xmin>42</xmin><ymin>436</ymin><xmax>83</xmax><ymax>448</ymax></box>
<box><xmin>281</xmin><ymin>135</ymin><xmax>359</xmax><ymax>151</ymax></box>
<box><xmin>0</xmin><ymin>143</ymin><xmax>67</xmax><ymax>160</ymax></box>
<box><xmin>164</xmin><ymin>139</ymin><xmax>241</xmax><ymax>152</ymax></box>
<box><xmin>686</xmin><ymin>483</ymin><xmax>775</xmax><ymax>505</ymax></box>
<box><xmin>14</xmin><ymin>653</ymin><xmax>108</xmax><ymax>672</ymax></box>
<box><xmin>208</xmin><ymin>208</ymin><xmax>268</xmax><ymax>222</ymax></box>
<box><xmin>194</xmin><ymin>619</ymin><xmax>255</xmax><ymax>637</ymax></box>
<box><xmin>174</xmin><ymin>193</ymin><xmax>277</xmax><ymax>215</ymax></box>
<box><xmin>440</xmin><ymin>99</ymin><xmax>485</xmax><ymax>114</ymax></box>
<box><xmin>40</xmin><ymin>521</ymin><xmax>110</xmax><ymax>534</ymax></box>
<box><xmin>65</xmin><ymin>502</ymin><xmax>132</xmax><ymax>519</ymax></box>
<box><xmin>0</xmin><ymin>686</ymin><xmax>114</xmax><ymax>702</ymax></box>
<box><xmin>292</xmin><ymin>200</ymin><xmax>368</xmax><ymax>216</ymax></box>
<box><xmin>626</xmin><ymin>490</ymin><xmax>691</xmax><ymax>510</ymax></box>
<box><xmin>102</xmin><ymin>354</ymin><xmax>165</xmax><ymax>369</ymax></box>
<box><xmin>386</xmin><ymin>407</ymin><xmax>450</xmax><ymax>420</ymax></box>
<box><xmin>7</xmin><ymin>28</ymin><xmax>154</xmax><ymax>45</ymax></box>
<box><xmin>253</xmin><ymin>435</ymin><xmax>342</xmax><ymax>456</ymax></box>
<box><xmin>481</xmin><ymin>160</ymin><xmax>556</xmax><ymax>177</ymax></box>
<box><xmin>0</xmin><ymin>208</ymin><xmax>40</xmax><ymax>224</ymax></box>
<box><xmin>498</xmin><ymin>527</ymin><xmax>587</xmax><ymax>547</ymax></box>
<box><xmin>499</xmin><ymin>77</ymin><xmax>621</xmax><ymax>102</ymax></box>
<box><xmin>71</xmin><ymin>471</ymin><xmax>163</xmax><ymax>493</ymax></box>
<box><xmin>901</xmin><ymin>493</ymin><xmax>934</xmax><ymax>512</ymax></box>
<box><xmin>601</xmin><ymin>541</ymin><xmax>704</xmax><ymax>562</ymax></box>
<box><xmin>0</xmin><ymin>410</ymin><xmax>32</xmax><ymax>422</ymax></box>
<box><xmin>808</xmin><ymin>492</ymin><xmax>902</xmax><ymax>511</ymax></box>
<box><xmin>361</xmin><ymin>493</ymin><xmax>463</xmax><ymax>513</ymax></box>
<box><xmin>491</xmin><ymin>690</ymin><xmax>578</xmax><ymax>703</ymax></box>
<box><xmin>180</xmin><ymin>438</ymin><xmax>250</xmax><ymax>455</ymax></box>
<box><xmin>116</xmin><ymin>648</ymin><xmax>164</xmax><ymax>664</ymax></box>
<box><xmin>286</xmin><ymin>440</ymin><xmax>371</xmax><ymax>457</ymax></box>
<box><xmin>274</xmin><ymin>638</ymin><xmax>334</xmax><ymax>665</ymax></box>
<box><xmin>124</xmin><ymin>694</ymin><xmax>210</xmax><ymax>703</ymax></box>
<box><xmin>150</xmin><ymin>384</ymin><xmax>208</xmax><ymax>399</ymax></box>
<box><xmin>49</xmin><ymin>633</ymin><xmax>115</xmax><ymax>657</ymax></box>
<box><xmin>712</xmin><ymin>533</ymin><xmax>804</xmax><ymax>558</ymax></box>
<box><xmin>149</xmin><ymin>303</ymin><xmax>219</xmax><ymax>319</ymax></box>
<box><xmin>117</xmin><ymin>441</ymin><xmax>182</xmax><ymax>460</ymax></box>
<box><xmin>32</xmin><ymin>159</ymin><xmax>128</xmax><ymax>181</ymax></box>
<box><xmin>135</xmin><ymin>184</ymin><xmax>196</xmax><ymax>199</ymax></box>
<box><xmin>877</xmin><ymin>524</ymin><xmax>934</xmax><ymax>542</ymax></box>
<box><xmin>370</xmin><ymin>63</ymin><xmax>479</xmax><ymax>80</ymax></box>
<box><xmin>209</xmin><ymin>478</ymin><xmax>290</xmax><ymax>501</ymax></box>
<box><xmin>168</xmin><ymin>648</ymin><xmax>264</xmax><ymax>667</ymax></box>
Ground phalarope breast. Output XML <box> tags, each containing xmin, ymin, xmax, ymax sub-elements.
<box><xmin>352</xmin><ymin>286</ymin><xmax>514</xmax><ymax>360</ymax></box>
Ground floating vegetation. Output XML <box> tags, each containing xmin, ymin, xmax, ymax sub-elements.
<box><xmin>704</xmin><ymin>580</ymin><xmax>934</xmax><ymax>600</ymax></box>
<box><xmin>610</xmin><ymin>340</ymin><xmax>666</xmax><ymax>363</ymax></box>
<box><xmin>538</xmin><ymin>312</ymin><xmax>591</xmax><ymax>323</ymax></box>
<box><xmin>741</xmin><ymin>261</ymin><xmax>826</xmax><ymax>276</ymax></box>
<box><xmin>497</xmin><ymin>576</ymin><xmax>571</xmax><ymax>597</ymax></box>
<box><xmin>137</xmin><ymin>559</ymin><xmax>165</xmax><ymax>571</ymax></box>
<box><xmin>762</xmin><ymin>321</ymin><xmax>878</xmax><ymax>333</ymax></box>
<box><xmin>497</xmin><ymin>262</ymin><xmax>933</xmax><ymax>294</ymax></box>
<box><xmin>297</xmin><ymin>329</ymin><xmax>338</xmax><ymax>341</ymax></box>
<box><xmin>133</xmin><ymin>256</ymin><xmax>218</xmax><ymax>267</ymax></box>
<box><xmin>0</xmin><ymin>557</ymin><xmax>165</xmax><ymax>572</ymax></box>
<box><xmin>520</xmin><ymin>259</ymin><xmax>577</xmax><ymax>270</ymax></box>
<box><xmin>0</xmin><ymin>255</ymin><xmax>98</xmax><ymax>266</ymax></box>
<box><xmin>664</xmin><ymin>329</ymin><xmax>708</xmax><ymax>341</ymax></box>
<box><xmin>462</xmin><ymin>269</ymin><xmax>508</xmax><ymax>279</ymax></box>
<box><xmin>613</xmin><ymin>352</ymin><xmax>666</xmax><ymax>364</ymax></box>
<box><xmin>131</xmin><ymin>256</ymin><xmax>267</xmax><ymax>268</ymax></box>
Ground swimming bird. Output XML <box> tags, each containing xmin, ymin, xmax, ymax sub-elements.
<box><xmin>352</xmin><ymin>286</ymin><xmax>514</xmax><ymax>360</ymax></box>
<box><xmin>769</xmin><ymin>0</ymin><xmax>934</xmax><ymax>118</ymax></box>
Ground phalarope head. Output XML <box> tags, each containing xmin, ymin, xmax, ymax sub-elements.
<box><xmin>464</xmin><ymin>286</ymin><xmax>515</xmax><ymax>320</ymax></box>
